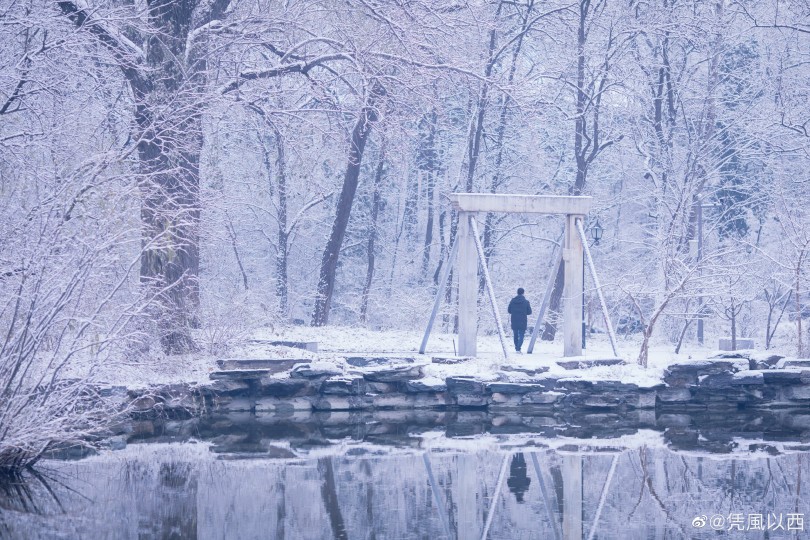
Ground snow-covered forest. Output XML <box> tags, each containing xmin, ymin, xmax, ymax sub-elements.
<box><xmin>2</xmin><ymin>0</ymin><xmax>810</xmax><ymax>458</ymax></box>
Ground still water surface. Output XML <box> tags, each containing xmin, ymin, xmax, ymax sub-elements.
<box><xmin>2</xmin><ymin>410</ymin><xmax>809</xmax><ymax>539</ymax></box>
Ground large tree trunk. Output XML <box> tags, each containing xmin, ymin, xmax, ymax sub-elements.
<box><xmin>730</xmin><ymin>299</ymin><xmax>737</xmax><ymax>351</ymax></box>
<box><xmin>274</xmin><ymin>129</ymin><xmax>290</xmax><ymax>317</ymax></box>
<box><xmin>419</xmin><ymin>110</ymin><xmax>438</xmax><ymax>278</ymax></box>
<box><xmin>58</xmin><ymin>0</ymin><xmax>230</xmax><ymax>354</ymax></box>
<box><xmin>312</xmin><ymin>81</ymin><xmax>385</xmax><ymax>326</ymax></box>
<box><xmin>136</xmin><ymin>107</ymin><xmax>202</xmax><ymax>353</ymax></box>
<box><xmin>401</xmin><ymin>169</ymin><xmax>420</xmax><ymax>244</ymax></box>
<box><xmin>136</xmin><ymin>0</ymin><xmax>218</xmax><ymax>354</ymax></box>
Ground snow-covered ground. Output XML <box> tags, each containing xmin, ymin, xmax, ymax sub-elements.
<box><xmin>88</xmin><ymin>324</ymin><xmax>789</xmax><ymax>390</ymax></box>
<box><xmin>253</xmin><ymin>325</ymin><xmax>754</xmax><ymax>388</ymax></box>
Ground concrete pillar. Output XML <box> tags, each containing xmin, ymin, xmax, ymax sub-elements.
<box><xmin>457</xmin><ymin>212</ymin><xmax>478</xmax><ymax>356</ymax></box>
<box><xmin>563</xmin><ymin>214</ymin><xmax>584</xmax><ymax>357</ymax></box>
<box><xmin>562</xmin><ymin>454</ymin><xmax>583</xmax><ymax>540</ymax></box>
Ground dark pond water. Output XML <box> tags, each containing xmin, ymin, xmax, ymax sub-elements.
<box><xmin>3</xmin><ymin>409</ymin><xmax>810</xmax><ymax>539</ymax></box>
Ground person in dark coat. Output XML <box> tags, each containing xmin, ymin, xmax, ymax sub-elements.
<box><xmin>508</xmin><ymin>288</ymin><xmax>532</xmax><ymax>352</ymax></box>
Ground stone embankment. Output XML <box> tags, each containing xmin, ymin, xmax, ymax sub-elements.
<box><xmin>118</xmin><ymin>351</ymin><xmax>810</xmax><ymax>418</ymax></box>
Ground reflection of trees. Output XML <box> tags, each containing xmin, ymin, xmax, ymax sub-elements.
<box><xmin>155</xmin><ymin>462</ymin><xmax>197</xmax><ymax>539</ymax></box>
<box><xmin>0</xmin><ymin>468</ymin><xmax>72</xmax><ymax>513</ymax></box>
<box><xmin>629</xmin><ymin>447</ymin><xmax>687</xmax><ymax>537</ymax></box>
<box><xmin>0</xmin><ymin>469</ymin><xmax>68</xmax><ymax>535</ymax></box>
<box><xmin>319</xmin><ymin>457</ymin><xmax>348</xmax><ymax>540</ymax></box>
<box><xmin>4</xmin><ymin>445</ymin><xmax>810</xmax><ymax>538</ymax></box>
<box><xmin>125</xmin><ymin>460</ymin><xmax>198</xmax><ymax>539</ymax></box>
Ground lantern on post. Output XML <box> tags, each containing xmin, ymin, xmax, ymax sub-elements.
<box><xmin>591</xmin><ymin>219</ymin><xmax>603</xmax><ymax>245</ymax></box>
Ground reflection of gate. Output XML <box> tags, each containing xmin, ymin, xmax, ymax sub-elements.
<box><xmin>420</xmin><ymin>193</ymin><xmax>617</xmax><ymax>358</ymax></box>
<box><xmin>422</xmin><ymin>450</ymin><xmax>618</xmax><ymax>540</ymax></box>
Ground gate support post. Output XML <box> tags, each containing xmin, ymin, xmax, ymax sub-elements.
<box><xmin>457</xmin><ymin>211</ymin><xmax>478</xmax><ymax>356</ymax></box>
<box><xmin>563</xmin><ymin>214</ymin><xmax>584</xmax><ymax>356</ymax></box>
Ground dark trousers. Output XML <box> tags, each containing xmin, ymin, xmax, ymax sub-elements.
<box><xmin>513</xmin><ymin>327</ymin><xmax>526</xmax><ymax>351</ymax></box>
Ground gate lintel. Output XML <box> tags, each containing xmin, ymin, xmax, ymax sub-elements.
<box><xmin>449</xmin><ymin>193</ymin><xmax>592</xmax><ymax>215</ymax></box>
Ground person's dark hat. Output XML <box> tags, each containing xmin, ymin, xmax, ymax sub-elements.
<box><xmin>517</xmin><ymin>287</ymin><xmax>524</xmax><ymax>295</ymax></box>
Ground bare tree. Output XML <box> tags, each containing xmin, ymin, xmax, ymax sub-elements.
<box><xmin>542</xmin><ymin>0</ymin><xmax>627</xmax><ymax>341</ymax></box>
<box><xmin>312</xmin><ymin>80</ymin><xmax>386</xmax><ymax>326</ymax></box>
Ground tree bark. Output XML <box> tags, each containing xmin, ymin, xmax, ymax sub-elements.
<box><xmin>58</xmin><ymin>0</ymin><xmax>231</xmax><ymax>354</ymax></box>
<box><xmin>401</xmin><ymin>169</ymin><xmax>419</xmax><ymax>244</ymax></box>
<box><xmin>764</xmin><ymin>289</ymin><xmax>790</xmax><ymax>350</ymax></box>
<box><xmin>433</xmin><ymin>208</ymin><xmax>447</xmax><ymax>286</ymax></box>
<box><xmin>274</xmin><ymin>129</ymin><xmax>290</xmax><ymax>317</ymax></box>
<box><xmin>360</xmin><ymin>144</ymin><xmax>386</xmax><ymax>323</ymax></box>
<box><xmin>729</xmin><ymin>299</ymin><xmax>737</xmax><ymax>351</ymax></box>
<box><xmin>419</xmin><ymin>110</ymin><xmax>438</xmax><ymax>278</ymax></box>
<box><xmin>312</xmin><ymin>81</ymin><xmax>385</xmax><ymax>326</ymax></box>
<box><xmin>225</xmin><ymin>213</ymin><xmax>248</xmax><ymax>290</ymax></box>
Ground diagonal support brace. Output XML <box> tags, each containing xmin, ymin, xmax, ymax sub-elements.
<box><xmin>575</xmin><ymin>218</ymin><xmax>619</xmax><ymax>357</ymax></box>
<box><xmin>419</xmin><ymin>235</ymin><xmax>459</xmax><ymax>354</ymax></box>
<box><xmin>469</xmin><ymin>216</ymin><xmax>509</xmax><ymax>361</ymax></box>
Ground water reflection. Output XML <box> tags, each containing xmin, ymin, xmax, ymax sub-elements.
<box><xmin>319</xmin><ymin>458</ymin><xmax>348</xmax><ymax>540</ymax></box>
<box><xmin>3</xmin><ymin>410</ymin><xmax>810</xmax><ymax>539</ymax></box>
<box><xmin>507</xmin><ymin>453</ymin><xmax>531</xmax><ymax>503</ymax></box>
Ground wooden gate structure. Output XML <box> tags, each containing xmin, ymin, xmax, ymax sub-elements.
<box><xmin>420</xmin><ymin>193</ymin><xmax>617</xmax><ymax>359</ymax></box>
